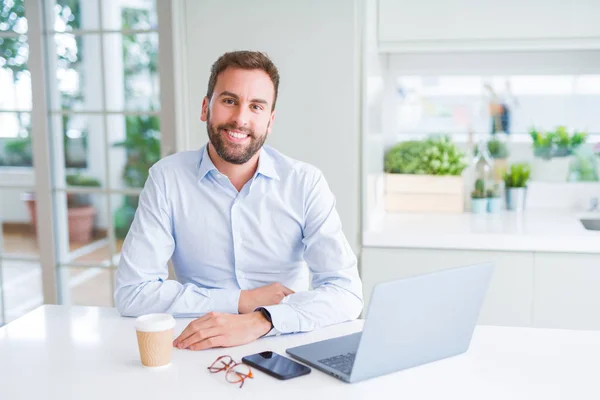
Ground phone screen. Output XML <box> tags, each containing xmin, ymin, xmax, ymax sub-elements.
<box><xmin>242</xmin><ymin>351</ymin><xmax>311</xmax><ymax>380</ymax></box>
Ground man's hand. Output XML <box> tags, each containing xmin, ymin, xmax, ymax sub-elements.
<box><xmin>173</xmin><ymin>311</ymin><xmax>272</xmax><ymax>351</ymax></box>
<box><xmin>238</xmin><ymin>283</ymin><xmax>294</xmax><ymax>314</ymax></box>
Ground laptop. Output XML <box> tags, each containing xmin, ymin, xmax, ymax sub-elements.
<box><xmin>286</xmin><ymin>262</ymin><xmax>494</xmax><ymax>383</ymax></box>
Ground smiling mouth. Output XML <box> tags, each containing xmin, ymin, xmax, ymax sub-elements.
<box><xmin>221</xmin><ymin>129</ymin><xmax>251</xmax><ymax>143</ymax></box>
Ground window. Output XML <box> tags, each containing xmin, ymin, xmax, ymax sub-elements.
<box><xmin>0</xmin><ymin>0</ymin><xmax>32</xmax><ymax>167</ymax></box>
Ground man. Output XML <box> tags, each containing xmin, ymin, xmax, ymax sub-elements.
<box><xmin>114</xmin><ymin>50</ymin><xmax>363</xmax><ymax>351</ymax></box>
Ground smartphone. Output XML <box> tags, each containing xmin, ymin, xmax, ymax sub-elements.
<box><xmin>242</xmin><ymin>351</ymin><xmax>311</xmax><ymax>380</ymax></box>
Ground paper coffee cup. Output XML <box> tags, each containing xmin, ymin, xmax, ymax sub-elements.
<box><xmin>135</xmin><ymin>314</ymin><xmax>176</xmax><ymax>368</ymax></box>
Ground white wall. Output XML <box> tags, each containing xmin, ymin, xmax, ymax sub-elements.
<box><xmin>182</xmin><ymin>0</ymin><xmax>362</xmax><ymax>251</ymax></box>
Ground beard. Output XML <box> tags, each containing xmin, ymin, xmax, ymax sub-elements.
<box><xmin>206</xmin><ymin>109</ymin><xmax>269</xmax><ymax>165</ymax></box>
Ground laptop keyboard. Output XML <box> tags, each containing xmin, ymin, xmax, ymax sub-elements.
<box><xmin>318</xmin><ymin>352</ymin><xmax>356</xmax><ymax>376</ymax></box>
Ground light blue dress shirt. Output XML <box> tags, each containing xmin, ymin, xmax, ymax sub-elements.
<box><xmin>114</xmin><ymin>144</ymin><xmax>363</xmax><ymax>334</ymax></box>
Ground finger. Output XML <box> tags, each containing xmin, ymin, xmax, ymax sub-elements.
<box><xmin>179</xmin><ymin>327</ymin><xmax>221</xmax><ymax>349</ymax></box>
<box><xmin>189</xmin><ymin>335</ymin><xmax>225</xmax><ymax>351</ymax></box>
<box><xmin>281</xmin><ymin>286</ymin><xmax>295</xmax><ymax>295</ymax></box>
<box><xmin>174</xmin><ymin>313</ymin><xmax>217</xmax><ymax>346</ymax></box>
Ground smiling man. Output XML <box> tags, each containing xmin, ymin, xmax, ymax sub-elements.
<box><xmin>114</xmin><ymin>51</ymin><xmax>363</xmax><ymax>350</ymax></box>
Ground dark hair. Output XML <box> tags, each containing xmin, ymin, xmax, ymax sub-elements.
<box><xmin>207</xmin><ymin>51</ymin><xmax>280</xmax><ymax>110</ymax></box>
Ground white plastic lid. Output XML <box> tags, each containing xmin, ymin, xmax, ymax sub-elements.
<box><xmin>135</xmin><ymin>314</ymin><xmax>176</xmax><ymax>332</ymax></box>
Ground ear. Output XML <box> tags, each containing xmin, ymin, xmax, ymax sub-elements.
<box><xmin>200</xmin><ymin>96</ymin><xmax>209</xmax><ymax>122</ymax></box>
<box><xmin>266</xmin><ymin>110</ymin><xmax>276</xmax><ymax>135</ymax></box>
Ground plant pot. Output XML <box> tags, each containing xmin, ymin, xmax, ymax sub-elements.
<box><xmin>506</xmin><ymin>187</ymin><xmax>527</xmax><ymax>212</ymax></box>
<box><xmin>384</xmin><ymin>174</ymin><xmax>464</xmax><ymax>213</ymax></box>
<box><xmin>471</xmin><ymin>198</ymin><xmax>488</xmax><ymax>214</ymax></box>
<box><xmin>532</xmin><ymin>156</ymin><xmax>571</xmax><ymax>182</ymax></box>
<box><xmin>68</xmin><ymin>206</ymin><xmax>96</xmax><ymax>243</ymax></box>
<box><xmin>487</xmin><ymin>197</ymin><xmax>503</xmax><ymax>213</ymax></box>
<box><xmin>22</xmin><ymin>195</ymin><xmax>96</xmax><ymax>243</ymax></box>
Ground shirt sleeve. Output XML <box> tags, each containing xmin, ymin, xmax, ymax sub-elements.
<box><xmin>262</xmin><ymin>169</ymin><xmax>363</xmax><ymax>334</ymax></box>
<box><xmin>114</xmin><ymin>166</ymin><xmax>241</xmax><ymax>318</ymax></box>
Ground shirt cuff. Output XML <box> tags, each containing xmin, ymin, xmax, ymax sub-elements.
<box><xmin>208</xmin><ymin>288</ymin><xmax>241</xmax><ymax>314</ymax></box>
<box><xmin>261</xmin><ymin>303</ymin><xmax>299</xmax><ymax>334</ymax></box>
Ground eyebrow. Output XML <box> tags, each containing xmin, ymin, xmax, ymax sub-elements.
<box><xmin>218</xmin><ymin>91</ymin><xmax>269</xmax><ymax>105</ymax></box>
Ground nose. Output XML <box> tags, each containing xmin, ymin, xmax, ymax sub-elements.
<box><xmin>232</xmin><ymin>104</ymin><xmax>251</xmax><ymax>128</ymax></box>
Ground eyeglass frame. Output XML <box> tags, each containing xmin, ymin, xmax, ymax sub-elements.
<box><xmin>208</xmin><ymin>355</ymin><xmax>254</xmax><ymax>388</ymax></box>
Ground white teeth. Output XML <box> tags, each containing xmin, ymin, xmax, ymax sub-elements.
<box><xmin>227</xmin><ymin>130</ymin><xmax>248</xmax><ymax>139</ymax></box>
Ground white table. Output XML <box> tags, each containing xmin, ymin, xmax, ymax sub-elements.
<box><xmin>1</xmin><ymin>305</ymin><xmax>599</xmax><ymax>399</ymax></box>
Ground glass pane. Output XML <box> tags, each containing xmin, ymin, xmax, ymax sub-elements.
<box><xmin>112</xmin><ymin>194</ymin><xmax>139</xmax><ymax>257</ymax></box>
<box><xmin>0</xmin><ymin>35</ymin><xmax>31</xmax><ymax>110</ymax></box>
<box><xmin>51</xmin><ymin>192</ymin><xmax>109</xmax><ymax>264</ymax></box>
<box><xmin>49</xmin><ymin>0</ymin><xmax>99</xmax><ymax>33</ymax></box>
<box><xmin>50</xmin><ymin>114</ymin><xmax>106</xmax><ymax>186</ymax></box>
<box><xmin>0</xmin><ymin>112</ymin><xmax>31</xmax><ymax>166</ymax></box>
<box><xmin>0</xmin><ymin>0</ymin><xmax>27</xmax><ymax>33</ymax></box>
<box><xmin>1</xmin><ymin>260</ymin><xmax>43</xmax><ymax>323</ymax></box>
<box><xmin>0</xmin><ymin>187</ymin><xmax>38</xmax><ymax>258</ymax></box>
<box><xmin>104</xmin><ymin>33</ymin><xmax>159</xmax><ymax>111</ymax></box>
<box><xmin>0</xmin><ymin>267</ymin><xmax>4</xmax><ymax>326</ymax></box>
<box><xmin>107</xmin><ymin>114</ymin><xmax>160</xmax><ymax>190</ymax></box>
<box><xmin>59</xmin><ymin>266</ymin><xmax>113</xmax><ymax>307</ymax></box>
<box><xmin>51</xmin><ymin>33</ymin><xmax>102</xmax><ymax>111</ymax></box>
<box><xmin>102</xmin><ymin>0</ymin><xmax>157</xmax><ymax>31</ymax></box>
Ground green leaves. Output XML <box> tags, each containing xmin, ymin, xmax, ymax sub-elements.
<box><xmin>503</xmin><ymin>163</ymin><xmax>531</xmax><ymax>188</ymax></box>
<box><xmin>384</xmin><ymin>135</ymin><xmax>467</xmax><ymax>176</ymax></box>
<box><xmin>530</xmin><ymin>126</ymin><xmax>588</xmax><ymax>160</ymax></box>
<box><xmin>473</xmin><ymin>138</ymin><xmax>509</xmax><ymax>159</ymax></box>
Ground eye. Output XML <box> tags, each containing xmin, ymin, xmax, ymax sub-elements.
<box><xmin>251</xmin><ymin>104</ymin><xmax>263</xmax><ymax>111</ymax></box>
<box><xmin>223</xmin><ymin>98</ymin><xmax>236</xmax><ymax>105</ymax></box>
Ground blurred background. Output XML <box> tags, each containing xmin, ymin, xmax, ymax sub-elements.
<box><xmin>1</xmin><ymin>0</ymin><xmax>599</xmax><ymax>332</ymax></box>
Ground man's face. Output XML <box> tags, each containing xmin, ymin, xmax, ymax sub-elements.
<box><xmin>201</xmin><ymin>67</ymin><xmax>276</xmax><ymax>165</ymax></box>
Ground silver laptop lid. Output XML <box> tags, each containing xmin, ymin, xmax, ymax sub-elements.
<box><xmin>350</xmin><ymin>262</ymin><xmax>494</xmax><ymax>383</ymax></box>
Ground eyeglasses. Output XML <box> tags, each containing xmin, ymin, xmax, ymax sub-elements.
<box><xmin>208</xmin><ymin>355</ymin><xmax>254</xmax><ymax>388</ymax></box>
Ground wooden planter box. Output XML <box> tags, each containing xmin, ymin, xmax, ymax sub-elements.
<box><xmin>384</xmin><ymin>174</ymin><xmax>465</xmax><ymax>213</ymax></box>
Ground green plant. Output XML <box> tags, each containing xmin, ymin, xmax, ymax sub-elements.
<box><xmin>474</xmin><ymin>138</ymin><xmax>509</xmax><ymax>159</ymax></box>
<box><xmin>568</xmin><ymin>146</ymin><xmax>599</xmax><ymax>182</ymax></box>
<box><xmin>65</xmin><ymin>173</ymin><xmax>101</xmax><ymax>208</ymax></box>
<box><xmin>113</xmin><ymin>115</ymin><xmax>161</xmax><ymax>188</ymax></box>
<box><xmin>385</xmin><ymin>135</ymin><xmax>467</xmax><ymax>176</ymax></box>
<box><xmin>2</xmin><ymin>136</ymin><xmax>32</xmax><ymax>166</ymax></box>
<box><xmin>471</xmin><ymin>179</ymin><xmax>486</xmax><ymax>199</ymax></box>
<box><xmin>530</xmin><ymin>126</ymin><xmax>588</xmax><ymax>160</ymax></box>
<box><xmin>486</xmin><ymin>184</ymin><xmax>501</xmax><ymax>198</ymax></box>
<box><xmin>66</xmin><ymin>173</ymin><xmax>101</xmax><ymax>187</ymax></box>
<box><xmin>384</xmin><ymin>141</ymin><xmax>425</xmax><ymax>174</ymax></box>
<box><xmin>419</xmin><ymin>136</ymin><xmax>468</xmax><ymax>176</ymax></box>
<box><xmin>471</xmin><ymin>189</ymin><xmax>486</xmax><ymax>199</ymax></box>
<box><xmin>112</xmin><ymin>115</ymin><xmax>161</xmax><ymax>239</ymax></box>
<box><xmin>503</xmin><ymin>163</ymin><xmax>531</xmax><ymax>188</ymax></box>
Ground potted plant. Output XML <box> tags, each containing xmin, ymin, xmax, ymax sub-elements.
<box><xmin>23</xmin><ymin>173</ymin><xmax>101</xmax><ymax>243</ymax></box>
<box><xmin>470</xmin><ymin>179</ymin><xmax>487</xmax><ymax>214</ymax></box>
<box><xmin>503</xmin><ymin>163</ymin><xmax>531</xmax><ymax>212</ymax></box>
<box><xmin>487</xmin><ymin>184</ymin><xmax>503</xmax><ymax>213</ymax></box>
<box><xmin>384</xmin><ymin>135</ymin><xmax>468</xmax><ymax>213</ymax></box>
<box><xmin>530</xmin><ymin>126</ymin><xmax>587</xmax><ymax>182</ymax></box>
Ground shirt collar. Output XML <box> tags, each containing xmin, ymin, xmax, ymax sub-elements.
<box><xmin>256</xmin><ymin>146</ymin><xmax>280</xmax><ymax>181</ymax></box>
<box><xmin>197</xmin><ymin>144</ymin><xmax>280</xmax><ymax>182</ymax></box>
<box><xmin>197</xmin><ymin>144</ymin><xmax>217</xmax><ymax>181</ymax></box>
